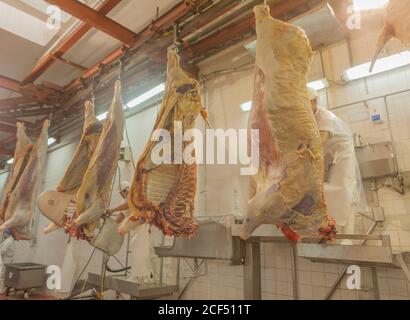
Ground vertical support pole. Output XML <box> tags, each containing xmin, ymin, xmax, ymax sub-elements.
<box><xmin>244</xmin><ymin>241</ymin><xmax>261</xmax><ymax>300</ymax></box>
<box><xmin>371</xmin><ymin>267</ymin><xmax>380</xmax><ymax>300</ymax></box>
<box><xmin>159</xmin><ymin>234</ymin><xmax>165</xmax><ymax>287</ymax></box>
<box><xmin>176</xmin><ymin>257</ymin><xmax>181</xmax><ymax>288</ymax></box>
<box><xmin>124</xmin><ymin>233</ymin><xmax>131</xmax><ymax>277</ymax></box>
<box><xmin>290</xmin><ymin>244</ymin><xmax>299</xmax><ymax>300</ymax></box>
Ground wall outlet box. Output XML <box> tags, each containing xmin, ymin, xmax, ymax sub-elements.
<box><xmin>370</xmin><ymin>106</ymin><xmax>384</xmax><ymax>124</ymax></box>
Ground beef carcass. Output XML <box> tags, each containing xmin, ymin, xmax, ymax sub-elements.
<box><xmin>240</xmin><ymin>5</ymin><xmax>336</xmax><ymax>242</ymax></box>
<box><xmin>57</xmin><ymin>101</ymin><xmax>103</xmax><ymax>193</ymax></box>
<box><xmin>0</xmin><ymin>120</ymin><xmax>49</xmax><ymax>240</ymax></box>
<box><xmin>72</xmin><ymin>80</ymin><xmax>125</xmax><ymax>239</ymax></box>
<box><xmin>0</xmin><ymin>123</ymin><xmax>33</xmax><ymax>225</ymax></box>
<box><xmin>38</xmin><ymin>101</ymin><xmax>103</xmax><ymax>233</ymax></box>
<box><xmin>370</xmin><ymin>0</ymin><xmax>410</xmax><ymax>72</ymax></box>
<box><xmin>127</xmin><ymin>49</ymin><xmax>207</xmax><ymax>238</ymax></box>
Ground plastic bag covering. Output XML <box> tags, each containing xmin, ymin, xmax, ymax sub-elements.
<box><xmin>0</xmin><ymin>120</ymin><xmax>49</xmax><ymax>240</ymax></box>
<box><xmin>370</xmin><ymin>0</ymin><xmax>410</xmax><ymax>72</ymax></box>
<box><xmin>240</xmin><ymin>5</ymin><xmax>336</xmax><ymax>242</ymax></box>
<box><xmin>314</xmin><ymin>106</ymin><xmax>369</xmax><ymax>227</ymax></box>
<box><xmin>130</xmin><ymin>223</ymin><xmax>153</xmax><ymax>280</ymax></box>
<box><xmin>57</xmin><ymin>240</ymin><xmax>78</xmax><ymax>294</ymax></box>
<box><xmin>128</xmin><ymin>49</ymin><xmax>206</xmax><ymax>238</ymax></box>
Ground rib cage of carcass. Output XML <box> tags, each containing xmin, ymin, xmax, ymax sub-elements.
<box><xmin>38</xmin><ymin>101</ymin><xmax>103</xmax><ymax>234</ymax></box>
<box><xmin>370</xmin><ymin>0</ymin><xmax>410</xmax><ymax>72</ymax></box>
<box><xmin>240</xmin><ymin>5</ymin><xmax>336</xmax><ymax>242</ymax></box>
<box><xmin>126</xmin><ymin>49</ymin><xmax>207</xmax><ymax>238</ymax></box>
<box><xmin>0</xmin><ymin>120</ymin><xmax>49</xmax><ymax>240</ymax></box>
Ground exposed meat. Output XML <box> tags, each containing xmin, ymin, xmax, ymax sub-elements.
<box><xmin>370</xmin><ymin>0</ymin><xmax>410</xmax><ymax>72</ymax></box>
<box><xmin>0</xmin><ymin>123</ymin><xmax>33</xmax><ymax>225</ymax></box>
<box><xmin>57</xmin><ymin>101</ymin><xmax>103</xmax><ymax>193</ymax></box>
<box><xmin>128</xmin><ymin>49</ymin><xmax>206</xmax><ymax>238</ymax></box>
<box><xmin>38</xmin><ymin>102</ymin><xmax>103</xmax><ymax>233</ymax></box>
<box><xmin>72</xmin><ymin>80</ymin><xmax>125</xmax><ymax>239</ymax></box>
<box><xmin>118</xmin><ymin>214</ymin><xmax>145</xmax><ymax>236</ymax></box>
<box><xmin>240</xmin><ymin>5</ymin><xmax>336</xmax><ymax>242</ymax></box>
<box><xmin>0</xmin><ymin>120</ymin><xmax>49</xmax><ymax>240</ymax></box>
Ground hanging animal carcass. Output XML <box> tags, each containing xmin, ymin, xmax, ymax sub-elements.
<box><xmin>38</xmin><ymin>101</ymin><xmax>103</xmax><ymax>234</ymax></box>
<box><xmin>240</xmin><ymin>5</ymin><xmax>336</xmax><ymax>242</ymax></box>
<box><xmin>71</xmin><ymin>80</ymin><xmax>125</xmax><ymax>240</ymax></box>
<box><xmin>370</xmin><ymin>0</ymin><xmax>410</xmax><ymax>72</ymax></box>
<box><xmin>126</xmin><ymin>49</ymin><xmax>209</xmax><ymax>238</ymax></box>
<box><xmin>0</xmin><ymin>120</ymin><xmax>49</xmax><ymax>240</ymax></box>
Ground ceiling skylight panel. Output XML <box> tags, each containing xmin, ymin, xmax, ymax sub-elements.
<box><xmin>0</xmin><ymin>1</ymin><xmax>59</xmax><ymax>46</ymax></box>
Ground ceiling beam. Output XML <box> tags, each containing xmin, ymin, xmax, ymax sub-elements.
<box><xmin>181</xmin><ymin>0</ymin><xmax>312</xmax><ymax>60</ymax></box>
<box><xmin>0</xmin><ymin>97</ymin><xmax>34</xmax><ymax>108</ymax></box>
<box><xmin>0</xmin><ymin>75</ymin><xmax>21</xmax><ymax>93</ymax></box>
<box><xmin>22</xmin><ymin>0</ymin><xmax>122</xmax><ymax>85</ymax></box>
<box><xmin>63</xmin><ymin>0</ymin><xmax>210</xmax><ymax>93</ymax></box>
<box><xmin>45</xmin><ymin>0</ymin><xmax>138</xmax><ymax>46</ymax></box>
<box><xmin>0</xmin><ymin>123</ymin><xmax>17</xmax><ymax>134</ymax></box>
<box><xmin>52</xmin><ymin>55</ymin><xmax>88</xmax><ymax>71</ymax></box>
<box><xmin>0</xmin><ymin>147</ymin><xmax>14</xmax><ymax>157</ymax></box>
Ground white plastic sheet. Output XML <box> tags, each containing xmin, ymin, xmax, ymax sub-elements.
<box><xmin>57</xmin><ymin>239</ymin><xmax>78</xmax><ymax>294</ymax></box>
<box><xmin>315</xmin><ymin>106</ymin><xmax>369</xmax><ymax>228</ymax></box>
<box><xmin>130</xmin><ymin>224</ymin><xmax>153</xmax><ymax>281</ymax></box>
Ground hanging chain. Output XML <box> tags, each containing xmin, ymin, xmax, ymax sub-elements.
<box><xmin>118</xmin><ymin>58</ymin><xmax>123</xmax><ymax>81</ymax></box>
<box><xmin>171</xmin><ymin>23</ymin><xmax>179</xmax><ymax>52</ymax></box>
<box><xmin>91</xmin><ymin>77</ymin><xmax>96</xmax><ymax>104</ymax></box>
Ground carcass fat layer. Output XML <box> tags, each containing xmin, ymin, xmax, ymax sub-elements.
<box><xmin>0</xmin><ymin>120</ymin><xmax>49</xmax><ymax>240</ymax></box>
<box><xmin>74</xmin><ymin>81</ymin><xmax>125</xmax><ymax>239</ymax></box>
<box><xmin>240</xmin><ymin>5</ymin><xmax>335</xmax><ymax>242</ymax></box>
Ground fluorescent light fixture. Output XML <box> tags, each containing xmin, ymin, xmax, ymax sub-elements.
<box><xmin>0</xmin><ymin>1</ymin><xmax>59</xmax><ymax>46</ymax></box>
<box><xmin>48</xmin><ymin>138</ymin><xmax>57</xmax><ymax>146</ymax></box>
<box><xmin>343</xmin><ymin>51</ymin><xmax>410</xmax><ymax>81</ymax></box>
<box><xmin>240</xmin><ymin>101</ymin><xmax>252</xmax><ymax>112</ymax></box>
<box><xmin>127</xmin><ymin>83</ymin><xmax>166</xmax><ymax>109</ymax></box>
<box><xmin>353</xmin><ymin>0</ymin><xmax>389</xmax><ymax>11</ymax></box>
<box><xmin>97</xmin><ymin>112</ymin><xmax>108</xmax><ymax>121</ymax></box>
<box><xmin>307</xmin><ymin>79</ymin><xmax>329</xmax><ymax>91</ymax></box>
<box><xmin>7</xmin><ymin>158</ymin><xmax>14</xmax><ymax>165</ymax></box>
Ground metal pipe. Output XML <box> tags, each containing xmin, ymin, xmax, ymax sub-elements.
<box><xmin>330</xmin><ymin>87</ymin><xmax>410</xmax><ymax>111</ymax></box>
<box><xmin>159</xmin><ymin>234</ymin><xmax>165</xmax><ymax>287</ymax></box>
<box><xmin>124</xmin><ymin>233</ymin><xmax>131</xmax><ymax>277</ymax></box>
<box><xmin>243</xmin><ymin>241</ymin><xmax>261</xmax><ymax>300</ymax></box>
<box><xmin>176</xmin><ymin>257</ymin><xmax>181</xmax><ymax>288</ymax></box>
<box><xmin>383</xmin><ymin>96</ymin><xmax>401</xmax><ymax>176</ymax></box>
<box><xmin>290</xmin><ymin>244</ymin><xmax>299</xmax><ymax>300</ymax></box>
<box><xmin>371</xmin><ymin>267</ymin><xmax>380</xmax><ymax>300</ymax></box>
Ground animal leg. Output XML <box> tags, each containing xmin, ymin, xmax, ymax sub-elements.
<box><xmin>75</xmin><ymin>200</ymin><xmax>105</xmax><ymax>226</ymax></box>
